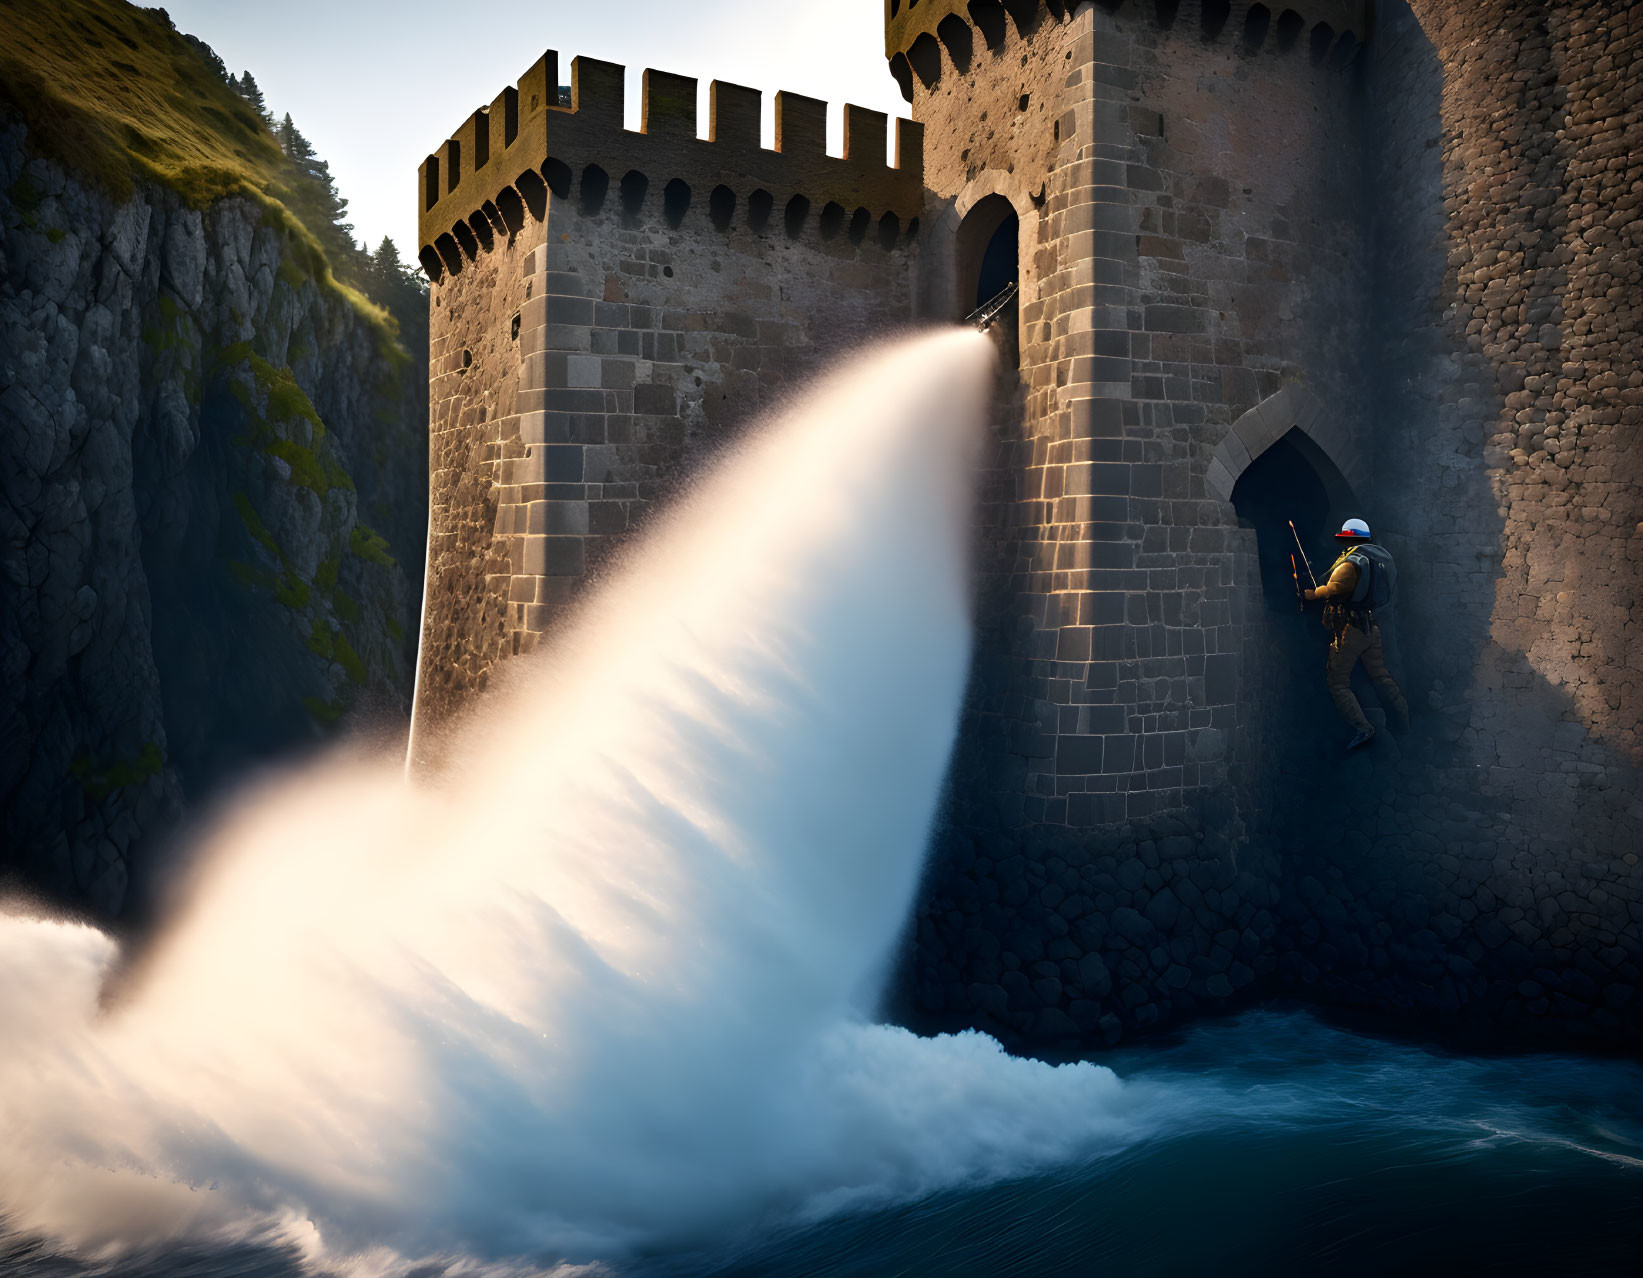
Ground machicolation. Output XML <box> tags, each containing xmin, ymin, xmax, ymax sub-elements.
<box><xmin>417</xmin><ymin>50</ymin><xmax>924</xmax><ymax>282</ymax></box>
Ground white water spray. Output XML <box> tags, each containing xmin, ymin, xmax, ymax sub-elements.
<box><xmin>0</xmin><ymin>331</ymin><xmax>1162</xmax><ymax>1271</ymax></box>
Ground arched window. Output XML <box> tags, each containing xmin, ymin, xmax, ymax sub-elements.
<box><xmin>956</xmin><ymin>193</ymin><xmax>1020</xmax><ymax>369</ymax></box>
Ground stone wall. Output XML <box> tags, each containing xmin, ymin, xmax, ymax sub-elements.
<box><xmin>901</xmin><ymin>0</ymin><xmax>1377</xmax><ymax>1043</ymax></box>
<box><xmin>412</xmin><ymin>156</ymin><xmax>919</xmax><ymax>750</ymax></box>
<box><xmin>1254</xmin><ymin>0</ymin><xmax>1643</xmax><ymax>1043</ymax></box>
<box><xmin>409</xmin><ymin>0</ymin><xmax>1642</xmax><ymax>1049</ymax></box>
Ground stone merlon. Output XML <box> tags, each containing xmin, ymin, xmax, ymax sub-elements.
<box><xmin>418</xmin><ymin>50</ymin><xmax>924</xmax><ymax>276</ymax></box>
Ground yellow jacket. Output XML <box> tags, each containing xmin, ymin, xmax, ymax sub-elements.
<box><xmin>1307</xmin><ymin>553</ymin><xmax>1361</xmax><ymax>603</ymax></box>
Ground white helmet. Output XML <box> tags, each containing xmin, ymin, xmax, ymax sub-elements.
<box><xmin>1335</xmin><ymin>517</ymin><xmax>1371</xmax><ymax>540</ymax></box>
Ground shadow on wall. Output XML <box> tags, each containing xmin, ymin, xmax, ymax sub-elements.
<box><xmin>1228</xmin><ymin>430</ymin><xmax>1361</xmax><ymax>829</ymax></box>
<box><xmin>1258</xmin><ymin>0</ymin><xmax>1643</xmax><ymax>1043</ymax></box>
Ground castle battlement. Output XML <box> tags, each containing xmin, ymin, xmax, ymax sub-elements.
<box><xmin>883</xmin><ymin>0</ymin><xmax>1372</xmax><ymax>100</ymax></box>
<box><xmin>417</xmin><ymin>51</ymin><xmax>924</xmax><ymax>279</ymax></box>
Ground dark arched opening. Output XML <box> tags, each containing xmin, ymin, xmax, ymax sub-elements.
<box><xmin>1274</xmin><ymin>9</ymin><xmax>1305</xmax><ymax>51</ymax></box>
<box><xmin>451</xmin><ymin>220</ymin><xmax>479</xmax><ymax>260</ymax></box>
<box><xmin>1003</xmin><ymin>0</ymin><xmax>1039</xmax><ymax>39</ymax></box>
<box><xmin>888</xmin><ymin>52</ymin><xmax>914</xmax><ymax>103</ymax></box>
<box><xmin>937</xmin><ymin>15</ymin><xmax>974</xmax><ymax>73</ymax></box>
<box><xmin>542</xmin><ymin>157</ymin><xmax>572</xmax><ymax>200</ymax></box>
<box><xmin>969</xmin><ymin>0</ymin><xmax>1007</xmax><ymax>50</ymax></box>
<box><xmin>1310</xmin><ymin>22</ymin><xmax>1335</xmax><ymax>65</ymax></box>
<box><xmin>663</xmin><ymin>178</ymin><xmax>692</xmax><ymax>229</ymax></box>
<box><xmin>516</xmin><ymin>168</ymin><xmax>548</xmax><ymax>221</ymax></box>
<box><xmin>1229</xmin><ymin>429</ymin><xmax>1360</xmax><ymax>804</ymax></box>
<box><xmin>579</xmin><ymin>164</ymin><xmax>609</xmax><ymax>215</ymax></box>
<box><xmin>957</xmin><ymin>194</ymin><xmax>1017</xmax><ymax>312</ymax></box>
<box><xmin>433</xmin><ymin>232</ymin><xmax>462</xmax><ymax>275</ymax></box>
<box><xmin>975</xmin><ymin>214</ymin><xmax>1017</xmax><ymax>310</ymax></box>
<box><xmin>784</xmin><ymin>194</ymin><xmax>811</xmax><ymax>240</ymax></box>
<box><xmin>877</xmin><ymin>211</ymin><xmax>900</xmax><ymax>250</ymax></box>
<box><xmin>1243</xmin><ymin>4</ymin><xmax>1271</xmax><ymax>49</ymax></box>
<box><xmin>908</xmin><ymin>33</ymin><xmax>943</xmax><ymax>88</ymax></box>
<box><xmin>1231</xmin><ymin>433</ymin><xmax>1339</xmax><ymax>616</ymax></box>
<box><xmin>747</xmin><ymin>188</ymin><xmax>774</xmax><ymax>232</ymax></box>
<box><xmin>495</xmin><ymin>187</ymin><xmax>525</xmax><ymax>237</ymax></box>
<box><xmin>709</xmin><ymin>184</ymin><xmax>736</xmax><ymax>231</ymax></box>
<box><xmin>956</xmin><ymin>193</ymin><xmax>1019</xmax><ymax>372</ymax></box>
<box><xmin>619</xmin><ymin>170</ymin><xmax>649</xmax><ymax>225</ymax></box>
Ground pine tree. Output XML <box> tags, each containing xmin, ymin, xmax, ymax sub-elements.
<box><xmin>233</xmin><ymin>71</ymin><xmax>271</xmax><ymax>125</ymax></box>
<box><xmin>182</xmin><ymin>33</ymin><xmax>230</xmax><ymax>85</ymax></box>
<box><xmin>277</xmin><ymin>112</ymin><xmax>303</xmax><ymax>159</ymax></box>
<box><xmin>370</xmin><ymin>237</ymin><xmax>404</xmax><ymax>288</ymax></box>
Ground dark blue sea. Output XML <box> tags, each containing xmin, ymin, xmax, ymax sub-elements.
<box><xmin>5</xmin><ymin>1007</ymin><xmax>1637</xmax><ymax>1278</ymax></box>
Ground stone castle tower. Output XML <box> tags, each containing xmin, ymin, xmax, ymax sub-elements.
<box><xmin>413</xmin><ymin>0</ymin><xmax>1642</xmax><ymax>1048</ymax></box>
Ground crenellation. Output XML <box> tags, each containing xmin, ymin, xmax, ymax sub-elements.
<box><xmin>642</xmin><ymin>70</ymin><xmax>697</xmax><ymax>141</ymax></box>
<box><xmin>418</xmin><ymin>53</ymin><xmax>924</xmax><ymax>279</ymax></box>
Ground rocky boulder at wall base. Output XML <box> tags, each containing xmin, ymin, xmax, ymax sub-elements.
<box><xmin>0</xmin><ymin>116</ymin><xmax>426</xmax><ymax>914</ymax></box>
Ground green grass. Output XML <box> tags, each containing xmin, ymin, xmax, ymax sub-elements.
<box><xmin>348</xmin><ymin>523</ymin><xmax>395</xmax><ymax>568</ymax></box>
<box><xmin>221</xmin><ymin>346</ymin><xmax>358</xmax><ymax>497</ymax></box>
<box><xmin>1</xmin><ymin>1</ymin><xmax>280</xmax><ymax>207</ymax></box>
<box><xmin>0</xmin><ymin>0</ymin><xmax>381</xmax><ymax>324</ymax></box>
<box><xmin>301</xmin><ymin>695</ymin><xmax>344</xmax><ymax>726</ymax></box>
<box><xmin>333</xmin><ymin>632</ymin><xmax>367</xmax><ymax>684</ymax></box>
<box><xmin>71</xmin><ymin>741</ymin><xmax>164</xmax><ymax>800</ymax></box>
<box><xmin>314</xmin><ymin>552</ymin><xmax>340</xmax><ymax>594</ymax></box>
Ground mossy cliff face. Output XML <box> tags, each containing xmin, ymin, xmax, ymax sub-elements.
<box><xmin>0</xmin><ymin>123</ymin><xmax>426</xmax><ymax>914</ymax></box>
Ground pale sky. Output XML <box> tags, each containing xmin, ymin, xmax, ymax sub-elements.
<box><xmin>160</xmin><ymin>1</ymin><xmax>910</xmax><ymax>259</ymax></box>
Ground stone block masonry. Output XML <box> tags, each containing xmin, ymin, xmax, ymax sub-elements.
<box><xmin>901</xmin><ymin>0</ymin><xmax>1377</xmax><ymax>1043</ymax></box>
<box><xmin>888</xmin><ymin>0</ymin><xmax>1639</xmax><ymax>1049</ymax></box>
<box><xmin>412</xmin><ymin>68</ymin><xmax>918</xmax><ymax>748</ymax></box>
<box><xmin>413</xmin><ymin>0</ymin><xmax>1641</xmax><ymax>1050</ymax></box>
<box><xmin>1270</xmin><ymin>0</ymin><xmax>1643</xmax><ymax>1043</ymax></box>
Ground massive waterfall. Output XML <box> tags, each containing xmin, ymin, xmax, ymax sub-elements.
<box><xmin>0</xmin><ymin>331</ymin><xmax>1169</xmax><ymax>1269</ymax></box>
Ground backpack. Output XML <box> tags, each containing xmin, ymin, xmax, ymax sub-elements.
<box><xmin>1346</xmin><ymin>544</ymin><xmax>1396</xmax><ymax>610</ymax></box>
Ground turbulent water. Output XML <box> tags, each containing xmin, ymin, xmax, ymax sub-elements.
<box><xmin>1</xmin><ymin>329</ymin><xmax>1639</xmax><ymax>1277</ymax></box>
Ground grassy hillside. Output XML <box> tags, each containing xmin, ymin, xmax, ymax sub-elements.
<box><xmin>0</xmin><ymin>0</ymin><xmax>387</xmax><ymax>319</ymax></box>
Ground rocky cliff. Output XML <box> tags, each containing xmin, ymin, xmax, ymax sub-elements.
<box><xmin>0</xmin><ymin>120</ymin><xmax>426</xmax><ymax>915</ymax></box>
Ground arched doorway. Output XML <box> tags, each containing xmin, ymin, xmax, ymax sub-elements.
<box><xmin>1229</xmin><ymin>425</ymin><xmax>1369</xmax><ymax>810</ymax></box>
<box><xmin>1231</xmin><ymin>432</ymin><xmax>1341</xmax><ymax>614</ymax></box>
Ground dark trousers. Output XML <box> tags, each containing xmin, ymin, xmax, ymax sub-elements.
<box><xmin>1326</xmin><ymin>621</ymin><xmax>1408</xmax><ymax>732</ymax></box>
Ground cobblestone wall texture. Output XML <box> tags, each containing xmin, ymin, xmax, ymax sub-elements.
<box><xmin>414</xmin><ymin>0</ymin><xmax>1641</xmax><ymax>1048</ymax></box>
<box><xmin>1265</xmin><ymin>0</ymin><xmax>1643</xmax><ymax>1043</ymax></box>
<box><xmin>903</xmin><ymin>1</ymin><xmax>1381</xmax><ymax>1045</ymax></box>
<box><xmin>898</xmin><ymin>0</ymin><xmax>1641</xmax><ymax>1049</ymax></box>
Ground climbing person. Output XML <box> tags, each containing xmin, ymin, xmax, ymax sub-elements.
<box><xmin>1300</xmin><ymin>518</ymin><xmax>1409</xmax><ymax>751</ymax></box>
